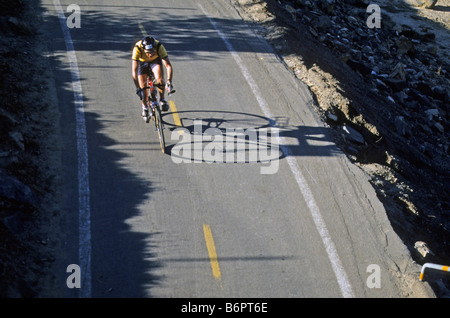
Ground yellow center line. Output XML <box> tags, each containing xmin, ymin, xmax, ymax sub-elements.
<box><xmin>169</xmin><ymin>100</ymin><xmax>183</xmax><ymax>134</ymax></box>
<box><xmin>203</xmin><ymin>224</ymin><xmax>222</xmax><ymax>281</ymax></box>
<box><xmin>138</xmin><ymin>22</ymin><xmax>147</xmax><ymax>36</ymax></box>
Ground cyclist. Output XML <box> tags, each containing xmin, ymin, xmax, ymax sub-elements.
<box><xmin>132</xmin><ymin>36</ymin><xmax>174</xmax><ymax>118</ymax></box>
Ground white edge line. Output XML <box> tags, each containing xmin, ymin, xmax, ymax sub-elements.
<box><xmin>53</xmin><ymin>0</ymin><xmax>91</xmax><ymax>298</ymax></box>
<box><xmin>198</xmin><ymin>3</ymin><xmax>354</xmax><ymax>298</ymax></box>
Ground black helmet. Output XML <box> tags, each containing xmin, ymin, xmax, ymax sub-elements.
<box><xmin>142</xmin><ymin>36</ymin><xmax>156</xmax><ymax>52</ymax></box>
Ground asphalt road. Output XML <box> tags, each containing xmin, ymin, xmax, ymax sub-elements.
<box><xmin>42</xmin><ymin>0</ymin><xmax>418</xmax><ymax>298</ymax></box>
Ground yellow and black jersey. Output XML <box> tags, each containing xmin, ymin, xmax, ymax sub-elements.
<box><xmin>132</xmin><ymin>39</ymin><xmax>168</xmax><ymax>63</ymax></box>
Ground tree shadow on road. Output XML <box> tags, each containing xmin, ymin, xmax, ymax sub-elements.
<box><xmin>42</xmin><ymin>3</ymin><xmax>163</xmax><ymax>298</ymax></box>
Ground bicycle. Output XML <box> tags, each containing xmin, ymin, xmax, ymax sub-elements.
<box><xmin>142</xmin><ymin>75</ymin><xmax>168</xmax><ymax>154</ymax></box>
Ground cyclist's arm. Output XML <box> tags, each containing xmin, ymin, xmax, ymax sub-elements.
<box><xmin>131</xmin><ymin>59</ymin><xmax>140</xmax><ymax>89</ymax></box>
<box><xmin>158</xmin><ymin>44</ymin><xmax>172</xmax><ymax>82</ymax></box>
<box><xmin>162</xmin><ymin>57</ymin><xmax>173</xmax><ymax>83</ymax></box>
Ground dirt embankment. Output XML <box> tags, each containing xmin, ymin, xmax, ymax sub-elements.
<box><xmin>232</xmin><ymin>0</ymin><xmax>449</xmax><ymax>296</ymax></box>
<box><xmin>0</xmin><ymin>0</ymin><xmax>61</xmax><ymax>297</ymax></box>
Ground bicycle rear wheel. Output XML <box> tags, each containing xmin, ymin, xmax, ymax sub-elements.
<box><xmin>154</xmin><ymin>105</ymin><xmax>166</xmax><ymax>153</ymax></box>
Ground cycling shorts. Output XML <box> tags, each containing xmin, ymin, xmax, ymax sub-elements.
<box><xmin>137</xmin><ymin>57</ymin><xmax>162</xmax><ymax>76</ymax></box>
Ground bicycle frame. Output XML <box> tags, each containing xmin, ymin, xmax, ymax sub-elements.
<box><xmin>143</xmin><ymin>74</ymin><xmax>166</xmax><ymax>153</ymax></box>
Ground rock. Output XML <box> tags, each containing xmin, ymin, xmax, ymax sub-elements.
<box><xmin>347</xmin><ymin>0</ymin><xmax>369</xmax><ymax>8</ymax></box>
<box><xmin>432</xmin><ymin>86</ymin><xmax>448</xmax><ymax>101</ymax></box>
<box><xmin>416</xmin><ymin>82</ymin><xmax>433</xmax><ymax>96</ymax></box>
<box><xmin>326</xmin><ymin>113</ymin><xmax>338</xmax><ymax>123</ymax></box>
<box><xmin>9</xmin><ymin>131</ymin><xmax>25</xmax><ymax>151</ymax></box>
<box><xmin>395</xmin><ymin>36</ymin><xmax>415</xmax><ymax>56</ymax></box>
<box><xmin>346</xmin><ymin>59</ymin><xmax>372</xmax><ymax>76</ymax></box>
<box><xmin>0</xmin><ymin>152</ymin><xmax>19</xmax><ymax>169</ymax></box>
<box><xmin>346</xmin><ymin>145</ymin><xmax>359</xmax><ymax>156</ymax></box>
<box><xmin>295</xmin><ymin>0</ymin><xmax>312</xmax><ymax>8</ymax></box>
<box><xmin>424</xmin><ymin>108</ymin><xmax>439</xmax><ymax>120</ymax></box>
<box><xmin>0</xmin><ymin>108</ymin><xmax>18</xmax><ymax>127</ymax></box>
<box><xmin>0</xmin><ymin>169</ymin><xmax>38</xmax><ymax>207</ymax></box>
<box><xmin>7</xmin><ymin>16</ymin><xmax>32</xmax><ymax>35</ymax></box>
<box><xmin>401</xmin><ymin>27</ymin><xmax>435</xmax><ymax>42</ymax></box>
<box><xmin>416</xmin><ymin>52</ymin><xmax>433</xmax><ymax>66</ymax></box>
<box><xmin>318</xmin><ymin>0</ymin><xmax>336</xmax><ymax>15</ymax></box>
<box><xmin>342</xmin><ymin>125</ymin><xmax>365</xmax><ymax>144</ymax></box>
<box><xmin>384</xmin><ymin>78</ymin><xmax>408</xmax><ymax>92</ymax></box>
<box><xmin>1</xmin><ymin>212</ymin><xmax>27</xmax><ymax>234</ymax></box>
<box><xmin>394</xmin><ymin>116</ymin><xmax>412</xmax><ymax>136</ymax></box>
<box><xmin>389</xmin><ymin>62</ymin><xmax>406</xmax><ymax>81</ymax></box>
<box><xmin>313</xmin><ymin>15</ymin><xmax>333</xmax><ymax>32</ymax></box>
<box><xmin>285</xmin><ymin>4</ymin><xmax>297</xmax><ymax>20</ymax></box>
<box><xmin>410</xmin><ymin>88</ymin><xmax>432</xmax><ymax>105</ymax></box>
<box><xmin>426</xmin><ymin>44</ymin><xmax>438</xmax><ymax>56</ymax></box>
<box><xmin>415</xmin><ymin>0</ymin><xmax>438</xmax><ymax>9</ymax></box>
<box><xmin>420</xmin><ymin>123</ymin><xmax>433</xmax><ymax>134</ymax></box>
<box><xmin>414</xmin><ymin>241</ymin><xmax>434</xmax><ymax>259</ymax></box>
<box><xmin>433</xmin><ymin>122</ymin><xmax>444</xmax><ymax>133</ymax></box>
<box><xmin>374</xmin><ymin>78</ymin><xmax>389</xmax><ymax>90</ymax></box>
<box><xmin>394</xmin><ymin>91</ymin><xmax>408</xmax><ymax>105</ymax></box>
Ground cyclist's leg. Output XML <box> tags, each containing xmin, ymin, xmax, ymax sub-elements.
<box><xmin>137</xmin><ymin>62</ymin><xmax>151</xmax><ymax>107</ymax></box>
<box><xmin>151</xmin><ymin>58</ymin><xmax>165</xmax><ymax>100</ymax></box>
<box><xmin>151</xmin><ymin>59</ymin><xmax>170</xmax><ymax>111</ymax></box>
<box><xmin>138</xmin><ymin>74</ymin><xmax>150</xmax><ymax>119</ymax></box>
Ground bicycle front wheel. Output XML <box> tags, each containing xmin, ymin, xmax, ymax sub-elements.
<box><xmin>154</xmin><ymin>105</ymin><xmax>166</xmax><ymax>154</ymax></box>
